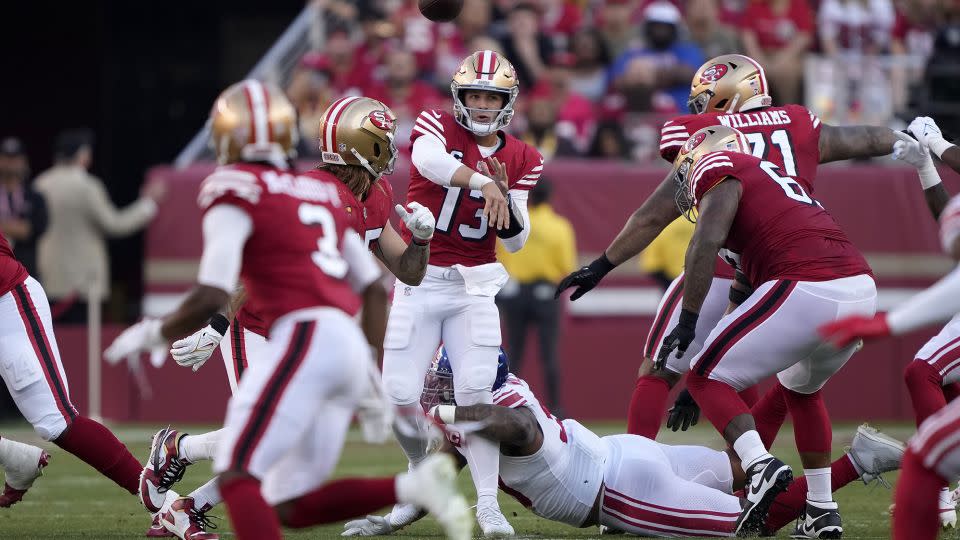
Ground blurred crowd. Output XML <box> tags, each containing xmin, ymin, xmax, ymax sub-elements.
<box><xmin>288</xmin><ymin>0</ymin><xmax>960</xmax><ymax>162</ymax></box>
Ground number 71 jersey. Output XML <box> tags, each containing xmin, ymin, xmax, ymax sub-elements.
<box><xmin>198</xmin><ymin>163</ymin><xmax>363</xmax><ymax>330</ymax></box>
<box><xmin>660</xmin><ymin>104</ymin><xmax>822</xmax><ymax>193</ymax></box>
<box><xmin>405</xmin><ymin>109</ymin><xmax>544</xmax><ymax>267</ymax></box>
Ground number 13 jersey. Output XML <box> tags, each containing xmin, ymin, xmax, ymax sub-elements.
<box><xmin>198</xmin><ymin>163</ymin><xmax>376</xmax><ymax>332</ymax></box>
<box><xmin>405</xmin><ymin>109</ymin><xmax>543</xmax><ymax>267</ymax></box>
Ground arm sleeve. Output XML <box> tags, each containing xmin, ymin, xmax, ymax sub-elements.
<box><xmin>410</xmin><ymin>135</ymin><xmax>462</xmax><ymax>187</ymax></box>
<box><xmin>499</xmin><ymin>190</ymin><xmax>530</xmax><ymax>253</ymax></box>
<box><xmin>887</xmin><ymin>266</ymin><xmax>960</xmax><ymax>335</ymax></box>
<box><xmin>87</xmin><ymin>178</ymin><xmax>157</xmax><ymax>236</ymax></box>
<box><xmin>196</xmin><ymin>204</ymin><xmax>253</xmax><ymax>293</ymax></box>
<box><xmin>342</xmin><ymin>229</ymin><xmax>383</xmax><ymax>293</ymax></box>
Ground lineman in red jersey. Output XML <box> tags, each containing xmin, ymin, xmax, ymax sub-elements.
<box><xmin>656</xmin><ymin>125</ymin><xmax>876</xmax><ymax>537</ymax></box>
<box><xmin>105</xmin><ymin>85</ymin><xmax>469</xmax><ymax>540</ymax></box>
<box><xmin>0</xmin><ymin>232</ymin><xmax>145</xmax><ymax>506</ymax></box>
<box><xmin>819</xmin><ymin>116</ymin><xmax>960</xmax><ymax>533</ymax></box>
<box><xmin>555</xmin><ymin>54</ymin><xmax>904</xmax><ymax>441</ymax></box>
<box><xmin>382</xmin><ymin>50</ymin><xmax>543</xmax><ymax>537</ymax></box>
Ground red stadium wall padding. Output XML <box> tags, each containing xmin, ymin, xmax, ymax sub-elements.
<box><xmin>57</xmin><ymin>160</ymin><xmax>959</xmax><ymax>423</ymax></box>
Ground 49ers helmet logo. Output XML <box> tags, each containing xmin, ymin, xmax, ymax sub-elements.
<box><xmin>699</xmin><ymin>64</ymin><xmax>728</xmax><ymax>83</ymax></box>
<box><xmin>683</xmin><ymin>132</ymin><xmax>707</xmax><ymax>153</ymax></box>
<box><xmin>368</xmin><ymin>110</ymin><xmax>394</xmax><ymax>131</ymax></box>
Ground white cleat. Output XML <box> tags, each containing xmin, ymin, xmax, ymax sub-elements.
<box><xmin>940</xmin><ymin>487</ymin><xmax>957</xmax><ymax>529</ymax></box>
<box><xmin>341</xmin><ymin>504</ymin><xmax>427</xmax><ymax>536</ymax></box>
<box><xmin>846</xmin><ymin>424</ymin><xmax>905</xmax><ymax>486</ymax></box>
<box><xmin>397</xmin><ymin>454</ymin><xmax>472</xmax><ymax>540</ymax></box>
<box><xmin>477</xmin><ymin>503</ymin><xmax>515</xmax><ymax>538</ymax></box>
<box><xmin>0</xmin><ymin>440</ymin><xmax>49</xmax><ymax>508</ymax></box>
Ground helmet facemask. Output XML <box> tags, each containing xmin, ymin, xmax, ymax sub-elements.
<box><xmin>452</xmin><ymin>86</ymin><xmax>518</xmax><ymax>136</ymax></box>
<box><xmin>673</xmin><ymin>158</ymin><xmax>697</xmax><ymax>222</ymax></box>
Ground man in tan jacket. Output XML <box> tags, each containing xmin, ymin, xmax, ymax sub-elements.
<box><xmin>35</xmin><ymin>129</ymin><xmax>166</xmax><ymax>323</ymax></box>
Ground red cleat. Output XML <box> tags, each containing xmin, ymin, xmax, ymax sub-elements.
<box><xmin>147</xmin><ymin>512</ymin><xmax>175</xmax><ymax>537</ymax></box>
<box><xmin>161</xmin><ymin>497</ymin><xmax>219</xmax><ymax>539</ymax></box>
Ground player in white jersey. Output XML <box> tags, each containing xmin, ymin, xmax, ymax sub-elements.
<box><xmin>345</xmin><ymin>350</ymin><xmax>906</xmax><ymax>538</ymax></box>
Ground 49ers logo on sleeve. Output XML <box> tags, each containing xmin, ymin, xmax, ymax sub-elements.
<box><xmin>683</xmin><ymin>132</ymin><xmax>707</xmax><ymax>153</ymax></box>
<box><xmin>699</xmin><ymin>64</ymin><xmax>728</xmax><ymax>83</ymax></box>
<box><xmin>368</xmin><ymin>111</ymin><xmax>394</xmax><ymax>131</ymax></box>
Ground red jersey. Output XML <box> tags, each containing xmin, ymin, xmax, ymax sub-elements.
<box><xmin>661</xmin><ymin>105</ymin><xmax>823</xmax><ymax>280</ymax></box>
<box><xmin>406</xmin><ymin>110</ymin><xmax>543</xmax><ymax>267</ymax></box>
<box><xmin>689</xmin><ymin>151</ymin><xmax>871</xmax><ymax>286</ymax></box>
<box><xmin>199</xmin><ymin>164</ymin><xmax>362</xmax><ymax>335</ymax></box>
<box><xmin>0</xmin><ymin>235</ymin><xmax>27</xmax><ymax>296</ymax></box>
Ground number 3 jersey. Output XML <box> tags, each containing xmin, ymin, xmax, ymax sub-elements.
<box><xmin>406</xmin><ymin>110</ymin><xmax>543</xmax><ymax>267</ymax></box>
<box><xmin>689</xmin><ymin>151</ymin><xmax>870</xmax><ymax>286</ymax></box>
<box><xmin>494</xmin><ymin>375</ymin><xmax>607</xmax><ymax>527</ymax></box>
<box><xmin>198</xmin><ymin>163</ymin><xmax>378</xmax><ymax>333</ymax></box>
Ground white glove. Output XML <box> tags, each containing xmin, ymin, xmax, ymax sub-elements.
<box><xmin>170</xmin><ymin>324</ymin><xmax>224</xmax><ymax>371</ymax></box>
<box><xmin>342</xmin><ymin>514</ymin><xmax>397</xmax><ymax>536</ymax></box>
<box><xmin>394</xmin><ymin>202</ymin><xmax>435</xmax><ymax>241</ymax></box>
<box><xmin>893</xmin><ymin>131</ymin><xmax>941</xmax><ymax>189</ymax></box>
<box><xmin>910</xmin><ymin>116</ymin><xmax>955</xmax><ymax>158</ymax></box>
<box><xmin>104</xmin><ymin>319</ymin><xmax>165</xmax><ymax>365</ymax></box>
<box><xmin>355</xmin><ymin>351</ymin><xmax>394</xmax><ymax>444</ymax></box>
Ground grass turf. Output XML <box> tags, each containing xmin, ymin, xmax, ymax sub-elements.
<box><xmin>0</xmin><ymin>421</ymin><xmax>912</xmax><ymax>539</ymax></box>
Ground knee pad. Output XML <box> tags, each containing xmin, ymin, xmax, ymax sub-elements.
<box><xmin>452</xmin><ymin>352</ymin><xmax>499</xmax><ymax>399</ymax></box>
<box><xmin>33</xmin><ymin>413</ymin><xmax>69</xmax><ymax>441</ymax></box>
<box><xmin>382</xmin><ymin>372</ymin><xmax>423</xmax><ymax>406</ymax></box>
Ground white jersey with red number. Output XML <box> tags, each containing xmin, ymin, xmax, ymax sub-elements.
<box><xmin>494</xmin><ymin>375</ymin><xmax>607</xmax><ymax>527</ymax></box>
<box><xmin>406</xmin><ymin>110</ymin><xmax>543</xmax><ymax>267</ymax></box>
<box><xmin>198</xmin><ymin>163</ymin><xmax>363</xmax><ymax>333</ymax></box>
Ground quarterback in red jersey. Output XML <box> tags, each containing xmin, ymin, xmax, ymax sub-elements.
<box><xmin>104</xmin><ymin>83</ymin><xmax>469</xmax><ymax>540</ymax></box>
<box><xmin>656</xmin><ymin>125</ymin><xmax>876</xmax><ymax>537</ymax></box>
<box><xmin>382</xmin><ymin>49</ymin><xmax>543</xmax><ymax>537</ymax></box>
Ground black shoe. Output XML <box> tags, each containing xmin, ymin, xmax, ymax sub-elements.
<box><xmin>735</xmin><ymin>457</ymin><xmax>793</xmax><ymax>537</ymax></box>
<box><xmin>790</xmin><ymin>500</ymin><xmax>843</xmax><ymax>539</ymax></box>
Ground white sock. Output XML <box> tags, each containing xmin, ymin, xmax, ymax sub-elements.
<box><xmin>179</xmin><ymin>429</ymin><xmax>223</xmax><ymax>463</ymax></box>
<box><xmin>454</xmin><ymin>390</ymin><xmax>501</xmax><ymax>512</ymax></box>
<box><xmin>805</xmin><ymin>467</ymin><xmax>832</xmax><ymax>502</ymax></box>
<box><xmin>188</xmin><ymin>477</ymin><xmax>222</xmax><ymax>510</ymax></box>
<box><xmin>733</xmin><ymin>430</ymin><xmax>772</xmax><ymax>471</ymax></box>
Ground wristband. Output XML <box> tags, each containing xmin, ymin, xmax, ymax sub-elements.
<box><xmin>678</xmin><ymin>308</ymin><xmax>699</xmax><ymax>330</ymax></box>
<box><xmin>919</xmin><ymin>159</ymin><xmax>943</xmax><ymax>190</ymax></box>
<box><xmin>209</xmin><ymin>313</ymin><xmax>230</xmax><ymax>335</ymax></box>
<box><xmin>468</xmin><ymin>172</ymin><xmax>494</xmax><ymax>191</ymax></box>
<box><xmin>929</xmin><ymin>138</ymin><xmax>955</xmax><ymax>160</ymax></box>
<box><xmin>434</xmin><ymin>405</ymin><xmax>457</xmax><ymax>424</ymax></box>
<box><xmin>592</xmin><ymin>253</ymin><xmax>616</xmax><ymax>274</ymax></box>
<box><xmin>735</xmin><ymin>271</ymin><xmax>751</xmax><ymax>288</ymax></box>
<box><xmin>729</xmin><ymin>287</ymin><xmax>751</xmax><ymax>306</ymax></box>
<box><xmin>412</xmin><ymin>235</ymin><xmax>430</xmax><ymax>246</ymax></box>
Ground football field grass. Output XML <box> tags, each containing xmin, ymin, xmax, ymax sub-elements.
<box><xmin>0</xmin><ymin>421</ymin><xmax>914</xmax><ymax>539</ymax></box>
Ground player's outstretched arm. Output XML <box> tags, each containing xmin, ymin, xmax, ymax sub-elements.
<box><xmin>377</xmin><ymin>217</ymin><xmax>430</xmax><ymax>286</ymax></box>
<box><xmin>161</xmin><ymin>285</ymin><xmax>231</xmax><ymax>340</ymax></box>
<box><xmin>555</xmin><ymin>172</ymin><xmax>679</xmax><ymax>300</ymax></box>
<box><xmin>893</xmin><ymin>130</ymin><xmax>951</xmax><ymax>218</ymax></box>
<box><xmin>818</xmin><ymin>124</ymin><xmax>898</xmax><ymax>163</ymax></box>
<box><xmin>430</xmin><ymin>403</ymin><xmax>541</xmax><ymax>453</ymax></box>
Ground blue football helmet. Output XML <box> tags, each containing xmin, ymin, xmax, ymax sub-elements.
<box><xmin>420</xmin><ymin>346</ymin><xmax>510</xmax><ymax>410</ymax></box>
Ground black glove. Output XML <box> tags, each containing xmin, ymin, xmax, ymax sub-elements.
<box><xmin>666</xmin><ymin>388</ymin><xmax>700</xmax><ymax>431</ymax></box>
<box><xmin>555</xmin><ymin>254</ymin><xmax>616</xmax><ymax>300</ymax></box>
<box><xmin>655</xmin><ymin>309</ymin><xmax>698</xmax><ymax>371</ymax></box>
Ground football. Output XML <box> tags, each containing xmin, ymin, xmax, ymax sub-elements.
<box><xmin>418</xmin><ymin>0</ymin><xmax>464</xmax><ymax>22</ymax></box>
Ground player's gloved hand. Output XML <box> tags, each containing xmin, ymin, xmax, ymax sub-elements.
<box><xmin>893</xmin><ymin>131</ymin><xmax>932</xmax><ymax>169</ymax></box>
<box><xmin>555</xmin><ymin>253</ymin><xmax>616</xmax><ymax>300</ymax></box>
<box><xmin>105</xmin><ymin>318</ymin><xmax>165</xmax><ymax>365</ymax></box>
<box><xmin>394</xmin><ymin>202</ymin><xmax>435</xmax><ymax>242</ymax></box>
<box><xmin>655</xmin><ymin>309</ymin><xmax>698</xmax><ymax>371</ymax></box>
<box><xmin>910</xmin><ymin>116</ymin><xmax>955</xmax><ymax>158</ymax></box>
<box><xmin>666</xmin><ymin>389</ymin><xmax>700</xmax><ymax>432</ymax></box>
<box><xmin>817</xmin><ymin>313</ymin><xmax>890</xmax><ymax>348</ymax></box>
<box><xmin>170</xmin><ymin>316</ymin><xmax>227</xmax><ymax>372</ymax></box>
<box><xmin>342</xmin><ymin>514</ymin><xmax>398</xmax><ymax>536</ymax></box>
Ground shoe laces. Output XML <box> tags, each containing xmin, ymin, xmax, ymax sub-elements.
<box><xmin>188</xmin><ymin>506</ymin><xmax>218</xmax><ymax>531</ymax></box>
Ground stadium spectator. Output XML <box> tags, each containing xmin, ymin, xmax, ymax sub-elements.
<box><xmin>316</xmin><ymin>29</ymin><xmax>372</xmax><ymax>96</ymax></box>
<box><xmin>540</xmin><ymin>0</ymin><xmax>584</xmax><ymax>49</ymax></box>
<box><xmin>586</xmin><ymin>119</ymin><xmax>633</xmax><ymax>160</ymax></box>
<box><xmin>496</xmin><ymin>179</ymin><xmax>576</xmax><ymax>413</ymax></box>
<box><xmin>741</xmin><ymin>0</ymin><xmax>814</xmax><ymax>104</ymax></box>
<box><xmin>34</xmin><ymin>128</ymin><xmax>166</xmax><ymax>323</ymax></box>
<box><xmin>393</xmin><ymin>0</ymin><xmax>443</xmax><ymax>75</ymax></box>
<box><xmin>354</xmin><ymin>7</ymin><xmax>397</xmax><ymax>85</ymax></box>
<box><xmin>598</xmin><ymin>0</ymin><xmax>644</xmax><ymax>59</ymax></box>
<box><xmin>287</xmin><ymin>56</ymin><xmax>337</xmax><ymax>155</ymax></box>
<box><xmin>0</xmin><ymin>138</ymin><xmax>47</xmax><ymax>279</ymax></box>
<box><xmin>686</xmin><ymin>0</ymin><xmax>742</xmax><ymax>59</ymax></box>
<box><xmin>607</xmin><ymin>1</ymin><xmax>705</xmax><ymax>112</ymax></box>
<box><xmin>498</xmin><ymin>2</ymin><xmax>555</xmax><ymax>87</ymax></box>
<box><xmin>567</xmin><ymin>28</ymin><xmax>612</xmax><ymax>101</ymax></box>
<box><xmin>818</xmin><ymin>0</ymin><xmax>895</xmax><ymax>55</ymax></box>
<box><xmin>517</xmin><ymin>90</ymin><xmax>580</xmax><ymax>160</ymax></box>
<box><xmin>367</xmin><ymin>49</ymin><xmax>445</xmax><ymax>149</ymax></box>
<box><xmin>531</xmin><ymin>53</ymin><xmax>597</xmax><ymax>153</ymax></box>
<box><xmin>639</xmin><ymin>217</ymin><xmax>695</xmax><ymax>292</ymax></box>
<box><xmin>433</xmin><ymin>0</ymin><xmax>493</xmax><ymax>87</ymax></box>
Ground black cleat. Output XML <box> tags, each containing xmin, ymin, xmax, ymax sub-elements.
<box><xmin>736</xmin><ymin>457</ymin><xmax>793</xmax><ymax>537</ymax></box>
<box><xmin>790</xmin><ymin>499</ymin><xmax>843</xmax><ymax>539</ymax></box>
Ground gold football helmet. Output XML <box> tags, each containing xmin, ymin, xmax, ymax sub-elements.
<box><xmin>210</xmin><ymin>79</ymin><xmax>298</xmax><ymax>165</ymax></box>
<box><xmin>687</xmin><ymin>54</ymin><xmax>772</xmax><ymax>115</ymax></box>
<box><xmin>451</xmin><ymin>50</ymin><xmax>520</xmax><ymax>136</ymax></box>
<box><xmin>672</xmin><ymin>125</ymin><xmax>749</xmax><ymax>221</ymax></box>
<box><xmin>317</xmin><ymin>96</ymin><xmax>398</xmax><ymax>179</ymax></box>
